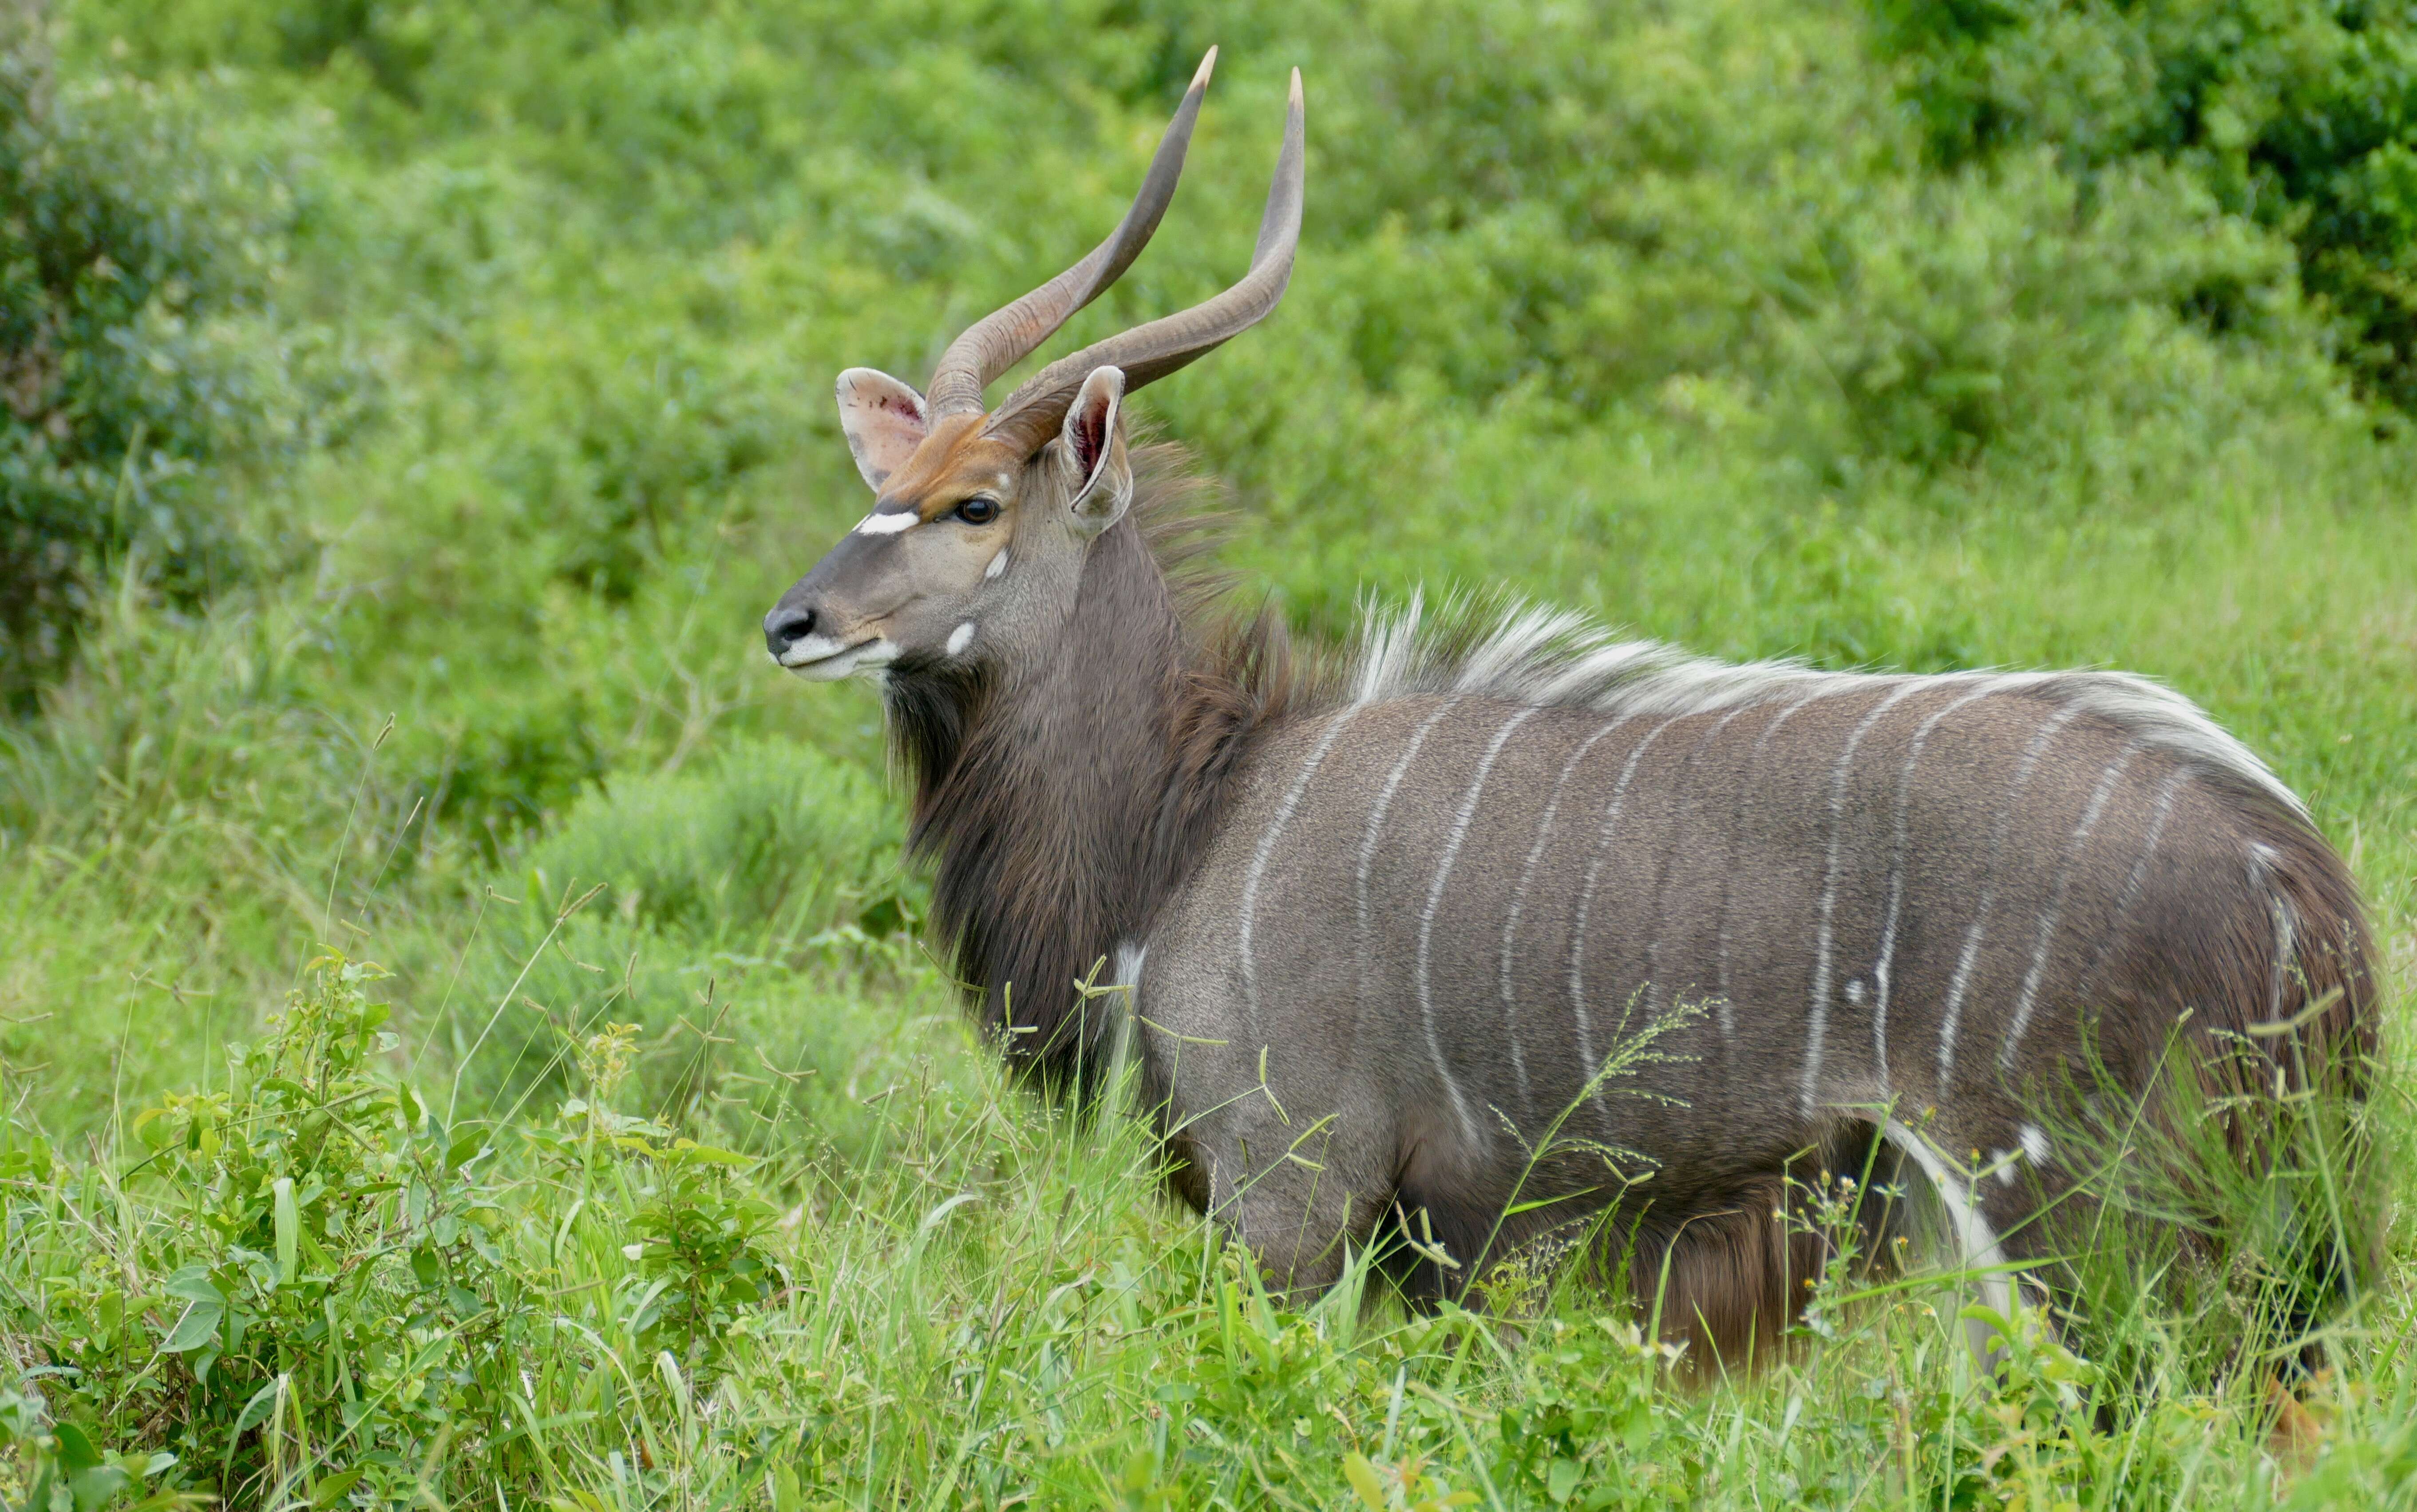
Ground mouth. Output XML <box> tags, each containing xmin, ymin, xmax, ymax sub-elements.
<box><xmin>775</xmin><ymin>634</ymin><xmax>901</xmax><ymax>681</ymax></box>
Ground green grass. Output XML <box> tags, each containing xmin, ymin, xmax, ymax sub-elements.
<box><xmin>4</xmin><ymin>0</ymin><xmax>2417</xmax><ymax>1505</ymax></box>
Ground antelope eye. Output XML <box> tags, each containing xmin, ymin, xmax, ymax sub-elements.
<box><xmin>955</xmin><ymin>496</ymin><xmax>999</xmax><ymax>526</ymax></box>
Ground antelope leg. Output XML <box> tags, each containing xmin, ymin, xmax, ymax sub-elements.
<box><xmin>1183</xmin><ymin>1103</ymin><xmax>1391</xmax><ymax>1302</ymax></box>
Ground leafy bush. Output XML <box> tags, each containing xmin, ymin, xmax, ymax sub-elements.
<box><xmin>12</xmin><ymin>957</ymin><xmax>538</xmax><ymax>1501</ymax></box>
<box><xmin>0</xmin><ymin>955</ymin><xmax>781</xmax><ymax>1506</ymax></box>
<box><xmin>0</xmin><ymin>2</ymin><xmax>2408</xmax><ymax>1501</ymax></box>
<box><xmin>424</xmin><ymin>736</ymin><xmax>914</xmax><ymax>1123</ymax></box>
<box><xmin>1874</xmin><ymin>0</ymin><xmax>2417</xmax><ymax>411</ymax></box>
<box><xmin>0</xmin><ymin>27</ymin><xmax>304</xmax><ymax>707</ymax></box>
<box><xmin>525</xmin><ymin>735</ymin><xmax>906</xmax><ymax>947</ymax></box>
<box><xmin>0</xmin><ymin>1387</ymin><xmax>194</xmax><ymax>1512</ymax></box>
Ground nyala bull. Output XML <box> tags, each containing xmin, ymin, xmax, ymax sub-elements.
<box><xmin>763</xmin><ymin>54</ymin><xmax>2376</xmax><ymax>1367</ymax></box>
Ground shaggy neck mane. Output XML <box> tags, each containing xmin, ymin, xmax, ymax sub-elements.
<box><xmin>882</xmin><ymin>445</ymin><xmax>1299</xmax><ymax>1097</ymax></box>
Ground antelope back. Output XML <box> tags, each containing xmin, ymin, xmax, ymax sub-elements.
<box><xmin>1128</xmin><ymin>606</ymin><xmax>2370</xmax><ymax>1316</ymax></box>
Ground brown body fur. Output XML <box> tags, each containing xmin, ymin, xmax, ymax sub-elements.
<box><xmin>866</xmin><ymin>458</ymin><xmax>2374</xmax><ymax>1366</ymax></box>
<box><xmin>762</xmin><ymin>62</ymin><xmax>2371</xmax><ymax>1368</ymax></box>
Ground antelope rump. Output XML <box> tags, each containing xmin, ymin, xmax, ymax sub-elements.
<box><xmin>761</xmin><ymin>55</ymin><xmax>2377</xmax><ymax>1366</ymax></box>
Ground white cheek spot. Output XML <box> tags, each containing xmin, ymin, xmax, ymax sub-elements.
<box><xmin>2019</xmin><ymin>1124</ymin><xmax>2050</xmax><ymax>1165</ymax></box>
<box><xmin>985</xmin><ymin>548</ymin><xmax>1009</xmax><ymax>580</ymax></box>
<box><xmin>855</xmin><ymin>510</ymin><xmax>919</xmax><ymax>536</ymax></box>
<box><xmin>946</xmin><ymin>621</ymin><xmax>975</xmax><ymax>656</ymax></box>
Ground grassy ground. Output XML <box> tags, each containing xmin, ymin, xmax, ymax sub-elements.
<box><xmin>4</xmin><ymin>0</ymin><xmax>2416</xmax><ymax>1505</ymax></box>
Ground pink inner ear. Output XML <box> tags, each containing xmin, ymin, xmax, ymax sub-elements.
<box><xmin>837</xmin><ymin>370</ymin><xmax>930</xmax><ymax>486</ymax></box>
<box><xmin>1075</xmin><ymin>398</ymin><xmax>1113</xmax><ymax>479</ymax></box>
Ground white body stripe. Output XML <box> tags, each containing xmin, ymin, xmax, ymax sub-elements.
<box><xmin>1106</xmin><ymin>942</ymin><xmax>1147</xmax><ymax>1100</ymax></box>
<box><xmin>2266</xmin><ymin>891</ymin><xmax>2299</xmax><ymax>1023</ymax></box>
<box><xmin>1882</xmin><ymin>1120</ymin><xmax>2017</xmax><ymax>1365</ymax></box>
<box><xmin>1801</xmin><ymin>681</ymin><xmax>1926</xmax><ymax>1116</ymax></box>
<box><xmin>1418</xmin><ymin>707</ymin><xmax>1540</xmax><ymax>1144</ymax></box>
<box><xmin>2122</xmin><ymin>774</ymin><xmax>2187</xmax><ymax>914</ymax></box>
<box><xmin>1567</xmin><ymin>714</ymin><xmax>1687</xmax><ymax>1110</ymax></box>
<box><xmin>1937</xmin><ymin>706</ymin><xmax>2083</xmax><ymax>1084</ymax></box>
<box><xmin>1870</xmin><ymin>685</ymin><xmax>2002</xmax><ymax>1092</ymax></box>
<box><xmin>1713</xmin><ymin>687</ymin><xmax>1836</xmax><ymax>1017</ymax></box>
<box><xmin>1239</xmin><ymin>707</ymin><xmax>1360</xmax><ymax>1041</ymax></box>
<box><xmin>2245</xmin><ymin>843</ymin><xmax>2299</xmax><ymax>1021</ymax></box>
<box><xmin>1355</xmin><ymin>701</ymin><xmax>1461</xmax><ymax>1054</ymax></box>
<box><xmin>1998</xmin><ymin>746</ymin><xmax>2136</xmax><ymax>1071</ymax></box>
<box><xmin>1644</xmin><ymin>701</ymin><xmax>1757</xmax><ymax>1022</ymax></box>
<box><xmin>2071</xmin><ymin>769</ymin><xmax>2188</xmax><ymax>1004</ymax></box>
<box><xmin>1498</xmin><ymin>715</ymin><xmax>1637</xmax><ymax>1115</ymax></box>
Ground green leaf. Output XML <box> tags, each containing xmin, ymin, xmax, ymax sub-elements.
<box><xmin>273</xmin><ymin>1176</ymin><xmax>299</xmax><ymax>1284</ymax></box>
<box><xmin>231</xmin><ymin>1382</ymin><xmax>281</xmax><ymax>1437</ymax></box>
<box><xmin>163</xmin><ymin>1266</ymin><xmax>223</xmax><ymax>1306</ymax></box>
<box><xmin>918</xmin><ymin>1192</ymin><xmax>980</xmax><ymax>1236</ymax></box>
<box><xmin>132</xmin><ymin>1107</ymin><xmax>175</xmax><ymax>1150</ymax></box>
<box><xmin>160</xmin><ymin>1296</ymin><xmax>224</xmax><ymax>1354</ymax></box>
<box><xmin>312</xmin><ymin>1468</ymin><xmax>365</xmax><ymax>1506</ymax></box>
<box><xmin>447</xmin><ymin>1132</ymin><xmax>489</xmax><ymax>1172</ymax></box>
<box><xmin>1548</xmin><ymin>1457</ymin><xmax>1582</xmax><ymax>1504</ymax></box>
<box><xmin>51</xmin><ymin>1421</ymin><xmax>101</xmax><ymax>1470</ymax></box>
<box><xmin>1343</xmin><ymin>1453</ymin><xmax>1387</xmax><ymax>1512</ymax></box>
<box><xmin>156</xmin><ymin>1263</ymin><xmax>227</xmax><ymax>1354</ymax></box>
<box><xmin>666</xmin><ymin>1139</ymin><xmax>752</xmax><ymax>1166</ymax></box>
<box><xmin>67</xmin><ymin>1462</ymin><xmax>132</xmax><ymax>1512</ymax></box>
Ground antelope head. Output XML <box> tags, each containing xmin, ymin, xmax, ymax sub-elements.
<box><xmin>763</xmin><ymin>51</ymin><xmax>1304</xmax><ymax>680</ymax></box>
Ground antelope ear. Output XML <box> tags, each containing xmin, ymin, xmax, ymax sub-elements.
<box><xmin>1061</xmin><ymin>365</ymin><xmax>1132</xmax><ymax>535</ymax></box>
<box><xmin>835</xmin><ymin>368</ymin><xmax>928</xmax><ymax>491</ymax></box>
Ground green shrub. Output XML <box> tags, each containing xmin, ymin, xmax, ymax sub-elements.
<box><xmin>1873</xmin><ymin>0</ymin><xmax>2417</xmax><ymax>412</ymax></box>
<box><xmin>417</xmin><ymin>736</ymin><xmax>915</xmax><ymax>1123</ymax></box>
<box><xmin>3</xmin><ymin>956</ymin><xmax>540</xmax><ymax>1501</ymax></box>
<box><xmin>0</xmin><ymin>0</ymin><xmax>2408</xmax><ymax>1504</ymax></box>
<box><xmin>524</xmin><ymin>735</ymin><xmax>905</xmax><ymax>948</ymax></box>
<box><xmin>0</xmin><ymin>955</ymin><xmax>781</xmax><ymax>1506</ymax></box>
<box><xmin>0</xmin><ymin>30</ymin><xmax>302</xmax><ymax>708</ymax></box>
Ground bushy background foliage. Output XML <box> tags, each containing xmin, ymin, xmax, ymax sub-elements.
<box><xmin>0</xmin><ymin>8</ymin><xmax>336</xmax><ymax>706</ymax></box>
<box><xmin>0</xmin><ymin>0</ymin><xmax>2413</xmax><ymax>1505</ymax></box>
<box><xmin>1876</xmin><ymin>0</ymin><xmax>2417</xmax><ymax>411</ymax></box>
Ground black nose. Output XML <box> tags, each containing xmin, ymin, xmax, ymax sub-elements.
<box><xmin>764</xmin><ymin>603</ymin><xmax>816</xmax><ymax>657</ymax></box>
